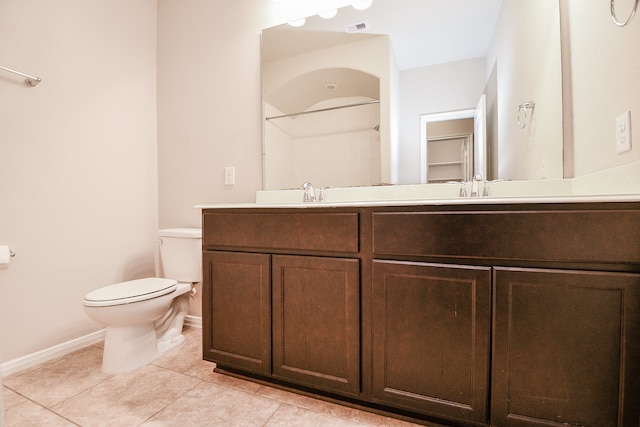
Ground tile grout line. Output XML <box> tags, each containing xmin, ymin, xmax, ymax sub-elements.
<box><xmin>136</xmin><ymin>376</ymin><xmax>205</xmax><ymax>427</ymax></box>
<box><xmin>3</xmin><ymin>385</ymin><xmax>82</xmax><ymax>426</ymax></box>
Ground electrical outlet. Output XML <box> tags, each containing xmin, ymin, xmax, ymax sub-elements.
<box><xmin>224</xmin><ymin>166</ymin><xmax>235</xmax><ymax>185</ymax></box>
<box><xmin>616</xmin><ymin>111</ymin><xmax>632</xmax><ymax>154</ymax></box>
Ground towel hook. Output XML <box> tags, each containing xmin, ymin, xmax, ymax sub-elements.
<box><xmin>611</xmin><ymin>0</ymin><xmax>638</xmax><ymax>27</ymax></box>
<box><xmin>517</xmin><ymin>101</ymin><xmax>535</xmax><ymax>129</ymax></box>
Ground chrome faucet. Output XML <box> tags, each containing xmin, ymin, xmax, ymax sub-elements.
<box><xmin>483</xmin><ymin>180</ymin><xmax>490</xmax><ymax>197</ymax></box>
<box><xmin>455</xmin><ymin>174</ymin><xmax>487</xmax><ymax>198</ymax></box>
<box><xmin>302</xmin><ymin>182</ymin><xmax>316</xmax><ymax>202</ymax></box>
<box><xmin>458</xmin><ymin>182</ymin><xmax>468</xmax><ymax>198</ymax></box>
<box><xmin>471</xmin><ymin>174</ymin><xmax>483</xmax><ymax>197</ymax></box>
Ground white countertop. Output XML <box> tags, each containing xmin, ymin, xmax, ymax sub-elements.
<box><xmin>195</xmin><ymin>193</ymin><xmax>640</xmax><ymax>210</ymax></box>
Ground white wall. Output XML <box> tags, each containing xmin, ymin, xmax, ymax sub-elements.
<box><xmin>566</xmin><ymin>0</ymin><xmax>640</xmax><ymax>176</ymax></box>
<box><xmin>0</xmin><ymin>0</ymin><xmax>158</xmax><ymax>362</ymax></box>
<box><xmin>262</xmin><ymin>36</ymin><xmax>395</xmax><ymax>185</ymax></box>
<box><xmin>264</xmin><ymin>97</ymin><xmax>380</xmax><ymax>189</ymax></box>
<box><xmin>398</xmin><ymin>58</ymin><xmax>487</xmax><ymax>184</ymax></box>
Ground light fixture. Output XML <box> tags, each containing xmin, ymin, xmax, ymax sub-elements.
<box><xmin>319</xmin><ymin>9</ymin><xmax>338</xmax><ymax>19</ymax></box>
<box><xmin>352</xmin><ymin>0</ymin><xmax>373</xmax><ymax>11</ymax></box>
<box><xmin>288</xmin><ymin>17</ymin><xmax>306</xmax><ymax>27</ymax></box>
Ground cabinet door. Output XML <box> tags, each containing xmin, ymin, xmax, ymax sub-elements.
<box><xmin>492</xmin><ymin>267</ymin><xmax>640</xmax><ymax>427</ymax></box>
<box><xmin>202</xmin><ymin>251</ymin><xmax>271</xmax><ymax>375</ymax></box>
<box><xmin>272</xmin><ymin>255</ymin><xmax>360</xmax><ymax>397</ymax></box>
<box><xmin>371</xmin><ymin>261</ymin><xmax>491</xmax><ymax>425</ymax></box>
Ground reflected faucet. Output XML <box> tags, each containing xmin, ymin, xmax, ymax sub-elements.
<box><xmin>455</xmin><ymin>175</ymin><xmax>490</xmax><ymax>198</ymax></box>
<box><xmin>483</xmin><ymin>181</ymin><xmax>490</xmax><ymax>197</ymax></box>
<box><xmin>459</xmin><ymin>182</ymin><xmax>468</xmax><ymax>198</ymax></box>
<box><xmin>471</xmin><ymin>174</ymin><xmax>483</xmax><ymax>197</ymax></box>
<box><xmin>302</xmin><ymin>182</ymin><xmax>316</xmax><ymax>202</ymax></box>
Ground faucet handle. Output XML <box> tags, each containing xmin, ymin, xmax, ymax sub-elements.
<box><xmin>470</xmin><ymin>174</ymin><xmax>484</xmax><ymax>197</ymax></box>
<box><xmin>302</xmin><ymin>182</ymin><xmax>316</xmax><ymax>202</ymax></box>
<box><xmin>459</xmin><ymin>182</ymin><xmax>467</xmax><ymax>198</ymax></box>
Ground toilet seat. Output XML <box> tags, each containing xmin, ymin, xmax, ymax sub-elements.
<box><xmin>83</xmin><ymin>278</ymin><xmax>177</xmax><ymax>307</ymax></box>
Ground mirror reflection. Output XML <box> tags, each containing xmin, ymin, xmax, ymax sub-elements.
<box><xmin>262</xmin><ymin>0</ymin><xmax>564</xmax><ymax>190</ymax></box>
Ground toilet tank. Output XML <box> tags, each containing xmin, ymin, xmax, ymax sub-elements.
<box><xmin>158</xmin><ymin>228</ymin><xmax>202</xmax><ymax>282</ymax></box>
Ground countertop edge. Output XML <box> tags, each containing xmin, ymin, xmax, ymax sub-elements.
<box><xmin>195</xmin><ymin>194</ymin><xmax>640</xmax><ymax>209</ymax></box>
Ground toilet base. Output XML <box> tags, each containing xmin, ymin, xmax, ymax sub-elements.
<box><xmin>101</xmin><ymin>323</ymin><xmax>185</xmax><ymax>374</ymax></box>
<box><xmin>102</xmin><ymin>324</ymin><xmax>156</xmax><ymax>373</ymax></box>
<box><xmin>157</xmin><ymin>333</ymin><xmax>185</xmax><ymax>355</ymax></box>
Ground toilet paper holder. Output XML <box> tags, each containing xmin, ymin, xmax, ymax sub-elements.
<box><xmin>10</xmin><ymin>248</ymin><xmax>15</xmax><ymax>258</ymax></box>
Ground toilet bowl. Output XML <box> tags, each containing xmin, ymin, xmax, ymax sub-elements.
<box><xmin>83</xmin><ymin>228</ymin><xmax>202</xmax><ymax>373</ymax></box>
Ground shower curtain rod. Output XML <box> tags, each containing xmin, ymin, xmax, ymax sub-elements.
<box><xmin>266</xmin><ymin>99</ymin><xmax>380</xmax><ymax>121</ymax></box>
<box><xmin>0</xmin><ymin>65</ymin><xmax>42</xmax><ymax>87</ymax></box>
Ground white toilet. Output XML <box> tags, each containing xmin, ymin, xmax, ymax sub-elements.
<box><xmin>83</xmin><ymin>228</ymin><xmax>202</xmax><ymax>373</ymax></box>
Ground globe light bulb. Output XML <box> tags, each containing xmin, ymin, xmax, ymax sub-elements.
<box><xmin>288</xmin><ymin>17</ymin><xmax>306</xmax><ymax>27</ymax></box>
<box><xmin>319</xmin><ymin>9</ymin><xmax>338</xmax><ymax>19</ymax></box>
<box><xmin>352</xmin><ymin>0</ymin><xmax>373</xmax><ymax>11</ymax></box>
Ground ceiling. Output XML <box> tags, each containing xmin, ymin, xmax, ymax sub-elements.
<box><xmin>263</xmin><ymin>0</ymin><xmax>505</xmax><ymax>71</ymax></box>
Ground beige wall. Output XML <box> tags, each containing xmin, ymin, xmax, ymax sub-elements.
<box><xmin>486</xmin><ymin>0</ymin><xmax>564</xmax><ymax>181</ymax></box>
<box><xmin>398</xmin><ymin>57</ymin><xmax>488</xmax><ymax>184</ymax></box>
<box><xmin>566</xmin><ymin>0</ymin><xmax>640</xmax><ymax>176</ymax></box>
<box><xmin>0</xmin><ymin>0</ymin><xmax>283</xmax><ymax>366</ymax></box>
<box><xmin>0</xmin><ymin>0</ymin><xmax>159</xmax><ymax>362</ymax></box>
<box><xmin>156</xmin><ymin>0</ymin><xmax>277</xmax><ymax>318</ymax></box>
<box><xmin>157</xmin><ymin>0</ymin><xmax>272</xmax><ymax>230</ymax></box>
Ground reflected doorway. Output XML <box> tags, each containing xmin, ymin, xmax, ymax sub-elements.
<box><xmin>425</xmin><ymin>120</ymin><xmax>474</xmax><ymax>183</ymax></box>
<box><xmin>420</xmin><ymin>95</ymin><xmax>487</xmax><ymax>183</ymax></box>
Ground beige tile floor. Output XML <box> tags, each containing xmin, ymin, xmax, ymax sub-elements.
<box><xmin>2</xmin><ymin>327</ymin><xmax>428</xmax><ymax>427</ymax></box>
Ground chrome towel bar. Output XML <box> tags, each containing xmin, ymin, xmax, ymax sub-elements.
<box><xmin>0</xmin><ymin>65</ymin><xmax>42</xmax><ymax>87</ymax></box>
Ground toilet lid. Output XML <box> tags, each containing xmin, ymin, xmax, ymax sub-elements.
<box><xmin>83</xmin><ymin>278</ymin><xmax>177</xmax><ymax>307</ymax></box>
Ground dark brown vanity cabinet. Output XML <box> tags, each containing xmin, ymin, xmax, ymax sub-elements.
<box><xmin>492</xmin><ymin>267</ymin><xmax>640</xmax><ymax>427</ymax></box>
<box><xmin>202</xmin><ymin>203</ymin><xmax>640</xmax><ymax>427</ymax></box>
<box><xmin>201</xmin><ymin>210</ymin><xmax>361</xmax><ymax>398</ymax></box>
<box><xmin>371</xmin><ymin>261</ymin><xmax>491</xmax><ymax>424</ymax></box>
<box><xmin>369</xmin><ymin>204</ymin><xmax>640</xmax><ymax>426</ymax></box>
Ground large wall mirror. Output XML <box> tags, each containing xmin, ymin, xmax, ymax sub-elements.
<box><xmin>262</xmin><ymin>0</ymin><xmax>640</xmax><ymax>193</ymax></box>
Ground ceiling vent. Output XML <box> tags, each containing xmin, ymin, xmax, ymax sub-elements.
<box><xmin>344</xmin><ymin>21</ymin><xmax>369</xmax><ymax>33</ymax></box>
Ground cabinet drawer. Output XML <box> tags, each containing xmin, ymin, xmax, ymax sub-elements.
<box><xmin>372</xmin><ymin>208</ymin><xmax>640</xmax><ymax>265</ymax></box>
<box><xmin>204</xmin><ymin>211</ymin><xmax>359</xmax><ymax>254</ymax></box>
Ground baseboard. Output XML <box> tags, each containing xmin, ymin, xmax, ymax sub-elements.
<box><xmin>1</xmin><ymin>316</ymin><xmax>203</xmax><ymax>379</ymax></box>
<box><xmin>1</xmin><ymin>329</ymin><xmax>106</xmax><ymax>378</ymax></box>
<box><xmin>184</xmin><ymin>314</ymin><xmax>202</xmax><ymax>329</ymax></box>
